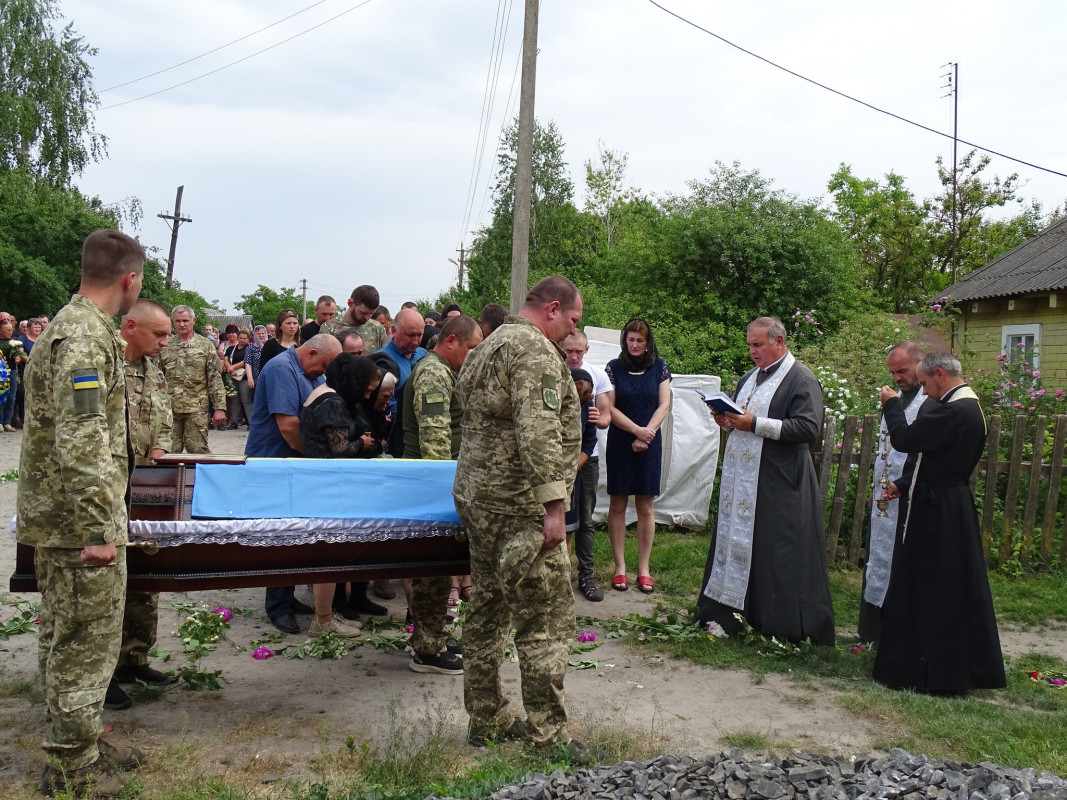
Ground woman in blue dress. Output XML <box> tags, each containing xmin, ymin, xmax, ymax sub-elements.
<box><xmin>604</xmin><ymin>318</ymin><xmax>672</xmax><ymax>593</ymax></box>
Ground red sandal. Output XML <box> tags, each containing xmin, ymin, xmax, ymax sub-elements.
<box><xmin>637</xmin><ymin>576</ymin><xmax>655</xmax><ymax>594</ymax></box>
<box><xmin>611</xmin><ymin>574</ymin><xmax>629</xmax><ymax>591</ymax></box>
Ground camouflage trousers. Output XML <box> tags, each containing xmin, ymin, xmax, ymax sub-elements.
<box><xmin>406</xmin><ymin>575</ymin><xmax>452</xmax><ymax>656</ymax></box>
<box><xmin>35</xmin><ymin>545</ymin><xmax>127</xmax><ymax>770</ymax></box>
<box><xmin>173</xmin><ymin>411</ymin><xmax>211</xmax><ymax>454</ymax></box>
<box><xmin>455</xmin><ymin>501</ymin><xmax>574</xmax><ymax>747</ymax></box>
<box><xmin>119</xmin><ymin>592</ymin><xmax>159</xmax><ymax>667</ymax></box>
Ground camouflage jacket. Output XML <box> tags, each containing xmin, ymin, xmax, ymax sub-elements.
<box><xmin>453</xmin><ymin>315</ymin><xmax>581</xmax><ymax>515</ymax></box>
<box><xmin>402</xmin><ymin>351</ymin><xmax>462</xmax><ymax>460</ymax></box>
<box><xmin>125</xmin><ymin>356</ymin><xmax>173</xmax><ymax>466</ymax></box>
<box><xmin>159</xmin><ymin>333</ymin><xmax>226</xmax><ymax>413</ymax></box>
<box><xmin>16</xmin><ymin>294</ymin><xmax>133</xmax><ymax>548</ymax></box>
<box><xmin>320</xmin><ymin>316</ymin><xmax>388</xmax><ymax>354</ymax></box>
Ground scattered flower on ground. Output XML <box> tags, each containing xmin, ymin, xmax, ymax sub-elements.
<box><xmin>252</xmin><ymin>646</ymin><xmax>274</xmax><ymax>660</ymax></box>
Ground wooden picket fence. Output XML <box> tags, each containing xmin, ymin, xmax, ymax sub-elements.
<box><xmin>813</xmin><ymin>413</ymin><xmax>1067</xmax><ymax>571</ymax></box>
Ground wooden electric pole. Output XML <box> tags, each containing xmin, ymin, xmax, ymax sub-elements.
<box><xmin>509</xmin><ymin>0</ymin><xmax>539</xmax><ymax>314</ymax></box>
<box><xmin>455</xmin><ymin>245</ymin><xmax>466</xmax><ymax>290</ymax></box>
<box><xmin>158</xmin><ymin>185</ymin><xmax>192</xmax><ymax>289</ymax></box>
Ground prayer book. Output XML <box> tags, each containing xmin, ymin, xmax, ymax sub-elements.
<box><xmin>695</xmin><ymin>389</ymin><xmax>744</xmax><ymax>415</ymax></box>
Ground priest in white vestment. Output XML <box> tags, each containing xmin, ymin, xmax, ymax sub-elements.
<box><xmin>859</xmin><ymin>341</ymin><xmax>926</xmax><ymax>646</ymax></box>
<box><xmin>697</xmin><ymin>317</ymin><xmax>836</xmax><ymax>646</ymax></box>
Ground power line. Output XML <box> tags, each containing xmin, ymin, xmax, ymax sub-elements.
<box><xmin>100</xmin><ymin>0</ymin><xmax>376</xmax><ymax>110</ymax></box>
<box><xmin>100</xmin><ymin>1</ymin><xmax>328</xmax><ymax>92</ymax></box>
<box><xmin>646</xmin><ymin>0</ymin><xmax>1067</xmax><ymax>181</ymax></box>
<box><xmin>456</xmin><ymin>0</ymin><xmax>517</xmax><ymax>250</ymax></box>
<box><xmin>473</xmin><ymin>47</ymin><xmax>522</xmax><ymax>229</ymax></box>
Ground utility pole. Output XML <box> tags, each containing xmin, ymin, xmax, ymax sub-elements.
<box><xmin>157</xmin><ymin>185</ymin><xmax>192</xmax><ymax>289</ymax></box>
<box><xmin>941</xmin><ymin>61</ymin><xmax>959</xmax><ymax>352</ymax></box>
<box><xmin>509</xmin><ymin>0</ymin><xmax>539</xmax><ymax>314</ymax></box>
<box><xmin>451</xmin><ymin>245</ymin><xmax>467</xmax><ymax>290</ymax></box>
<box><xmin>300</xmin><ymin>278</ymin><xmax>308</xmax><ymax>322</ymax></box>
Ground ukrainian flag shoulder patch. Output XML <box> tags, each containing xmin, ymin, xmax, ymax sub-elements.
<box><xmin>71</xmin><ymin>367</ymin><xmax>102</xmax><ymax>414</ymax></box>
<box><xmin>72</xmin><ymin>370</ymin><xmax>100</xmax><ymax>390</ymax></box>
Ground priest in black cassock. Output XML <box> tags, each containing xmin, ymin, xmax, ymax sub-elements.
<box><xmin>696</xmin><ymin>317</ymin><xmax>836</xmax><ymax>646</ymax></box>
<box><xmin>874</xmin><ymin>350</ymin><xmax>1005</xmax><ymax>694</ymax></box>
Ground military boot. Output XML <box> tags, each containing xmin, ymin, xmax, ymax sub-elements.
<box><xmin>97</xmin><ymin>737</ymin><xmax>146</xmax><ymax>770</ymax></box>
<box><xmin>40</xmin><ymin>758</ymin><xmax>127</xmax><ymax>798</ymax></box>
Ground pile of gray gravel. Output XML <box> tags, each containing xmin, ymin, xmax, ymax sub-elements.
<box><xmin>452</xmin><ymin>747</ymin><xmax>1066</xmax><ymax>800</ymax></box>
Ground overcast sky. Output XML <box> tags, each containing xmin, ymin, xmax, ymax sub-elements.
<box><xmin>60</xmin><ymin>0</ymin><xmax>1067</xmax><ymax>314</ymax></box>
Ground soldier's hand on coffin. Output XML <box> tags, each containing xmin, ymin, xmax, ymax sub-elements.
<box><xmin>882</xmin><ymin>481</ymin><xmax>901</xmax><ymax>501</ymax></box>
<box><xmin>81</xmin><ymin>541</ymin><xmax>117</xmax><ymax>568</ymax></box>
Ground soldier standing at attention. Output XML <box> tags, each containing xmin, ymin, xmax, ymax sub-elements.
<box><xmin>104</xmin><ymin>299</ymin><xmax>177</xmax><ymax>712</ymax></box>
<box><xmin>17</xmin><ymin>229</ymin><xmax>147</xmax><ymax>798</ymax></box>
<box><xmin>159</xmin><ymin>304</ymin><xmax>226</xmax><ymax>452</ymax></box>
<box><xmin>453</xmin><ymin>276</ymin><xmax>585</xmax><ymax>757</ymax></box>
<box><xmin>401</xmin><ymin>314</ymin><xmax>483</xmax><ymax>676</ymax></box>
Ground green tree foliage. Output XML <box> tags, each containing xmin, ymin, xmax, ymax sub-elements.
<box><xmin>460</xmin><ymin>118</ymin><xmax>584</xmax><ymax>313</ymax></box>
<box><xmin>0</xmin><ymin>167</ymin><xmax>216</xmax><ymax>321</ymax></box>
<box><xmin>0</xmin><ymin>0</ymin><xmax>104</xmax><ymax>185</ymax></box>
<box><xmin>0</xmin><ymin>166</ymin><xmax>115</xmax><ymax>316</ymax></box>
<box><xmin>233</xmin><ymin>285</ymin><xmax>312</xmax><ymax>329</ymax></box>
<box><xmin>648</xmin><ymin>163</ymin><xmax>863</xmax><ymax>376</ymax></box>
<box><xmin>828</xmin><ymin>165</ymin><xmax>936</xmax><ymax>313</ymax></box>
<box><xmin>930</xmin><ymin>150</ymin><xmax>1025</xmax><ymax>279</ymax></box>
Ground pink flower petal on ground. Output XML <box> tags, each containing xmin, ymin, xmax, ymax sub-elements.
<box><xmin>252</xmin><ymin>646</ymin><xmax>274</xmax><ymax>660</ymax></box>
<box><xmin>213</xmin><ymin>606</ymin><xmax>233</xmax><ymax>622</ymax></box>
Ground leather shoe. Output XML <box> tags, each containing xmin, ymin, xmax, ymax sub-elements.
<box><xmin>350</xmin><ymin>596</ymin><xmax>388</xmax><ymax>616</ymax></box>
<box><xmin>291</xmin><ymin>599</ymin><xmax>315</xmax><ymax>614</ymax></box>
<box><xmin>104</xmin><ymin>678</ymin><xmax>131</xmax><ymax>711</ymax></box>
<box><xmin>114</xmin><ymin>663</ymin><xmax>172</xmax><ymax>685</ymax></box>
<box><xmin>271</xmin><ymin>613</ymin><xmax>300</xmax><ymax>634</ymax></box>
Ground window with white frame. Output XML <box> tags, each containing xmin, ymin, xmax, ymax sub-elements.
<box><xmin>1001</xmin><ymin>323</ymin><xmax>1040</xmax><ymax>368</ymax></box>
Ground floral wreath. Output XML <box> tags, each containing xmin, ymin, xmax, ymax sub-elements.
<box><xmin>0</xmin><ymin>357</ymin><xmax>10</xmax><ymax>398</ymax></box>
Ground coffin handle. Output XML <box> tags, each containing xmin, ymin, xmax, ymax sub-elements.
<box><xmin>127</xmin><ymin>540</ymin><xmax>160</xmax><ymax>555</ymax></box>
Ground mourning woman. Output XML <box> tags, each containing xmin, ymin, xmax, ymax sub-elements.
<box><xmin>301</xmin><ymin>353</ymin><xmax>393</xmax><ymax>619</ymax></box>
<box><xmin>603</xmin><ymin>318</ymin><xmax>672</xmax><ymax>593</ymax></box>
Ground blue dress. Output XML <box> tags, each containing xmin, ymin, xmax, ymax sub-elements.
<box><xmin>605</xmin><ymin>357</ymin><xmax>671</xmax><ymax>496</ymax></box>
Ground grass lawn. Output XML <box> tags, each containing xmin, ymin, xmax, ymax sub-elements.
<box><xmin>591</xmin><ymin>529</ymin><xmax>1067</xmax><ymax>776</ymax></box>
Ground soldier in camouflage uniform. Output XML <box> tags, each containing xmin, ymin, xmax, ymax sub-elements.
<box><xmin>453</xmin><ymin>276</ymin><xmax>583</xmax><ymax>750</ymax></box>
<box><xmin>159</xmin><ymin>304</ymin><xmax>227</xmax><ymax>452</ymax></box>
<box><xmin>320</xmin><ymin>284</ymin><xmax>388</xmax><ymax>354</ymax></box>
<box><xmin>103</xmin><ymin>299</ymin><xmax>177</xmax><ymax>711</ymax></box>
<box><xmin>401</xmin><ymin>315</ymin><xmax>483</xmax><ymax>675</ymax></box>
<box><xmin>17</xmin><ymin>230</ymin><xmax>147</xmax><ymax>798</ymax></box>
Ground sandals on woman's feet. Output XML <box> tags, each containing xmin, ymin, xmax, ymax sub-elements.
<box><xmin>459</xmin><ymin>584</ymin><xmax>472</xmax><ymax>602</ymax></box>
<box><xmin>447</xmin><ymin>585</ymin><xmax>460</xmax><ymax>608</ymax></box>
<box><xmin>637</xmin><ymin>576</ymin><xmax>655</xmax><ymax>594</ymax></box>
<box><xmin>611</xmin><ymin>574</ymin><xmax>629</xmax><ymax>591</ymax></box>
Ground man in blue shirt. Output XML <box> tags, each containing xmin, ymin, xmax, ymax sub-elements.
<box><xmin>245</xmin><ymin>334</ymin><xmax>341</xmax><ymax>631</ymax></box>
<box><xmin>377</xmin><ymin>307</ymin><xmax>427</xmax><ymax>455</ymax></box>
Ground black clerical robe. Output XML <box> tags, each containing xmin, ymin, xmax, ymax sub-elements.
<box><xmin>697</xmin><ymin>357</ymin><xmax>836</xmax><ymax>646</ymax></box>
<box><xmin>873</xmin><ymin>383</ymin><xmax>1005</xmax><ymax>693</ymax></box>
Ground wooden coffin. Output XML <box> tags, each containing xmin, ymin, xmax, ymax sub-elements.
<box><xmin>9</xmin><ymin>455</ymin><xmax>470</xmax><ymax>593</ymax></box>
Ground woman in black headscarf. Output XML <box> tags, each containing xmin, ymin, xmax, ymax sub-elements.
<box><xmin>603</xmin><ymin>318</ymin><xmax>672</xmax><ymax>594</ymax></box>
<box><xmin>301</xmin><ymin>353</ymin><xmax>382</xmax><ymax>458</ymax></box>
<box><xmin>300</xmin><ymin>353</ymin><xmax>389</xmax><ymax>621</ymax></box>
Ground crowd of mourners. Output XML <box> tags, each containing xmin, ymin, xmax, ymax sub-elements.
<box><xmin>5</xmin><ymin>234</ymin><xmax>1008</xmax><ymax>797</ymax></box>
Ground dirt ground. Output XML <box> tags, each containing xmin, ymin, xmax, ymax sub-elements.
<box><xmin>2</xmin><ymin>426</ymin><xmax>1065</xmax><ymax>797</ymax></box>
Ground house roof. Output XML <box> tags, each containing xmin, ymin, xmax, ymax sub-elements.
<box><xmin>944</xmin><ymin>215</ymin><xmax>1067</xmax><ymax>301</ymax></box>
